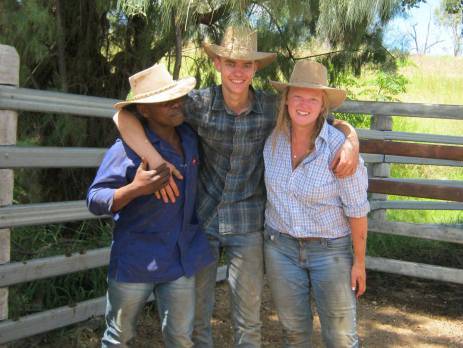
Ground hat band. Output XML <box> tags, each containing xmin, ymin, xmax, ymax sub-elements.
<box><xmin>130</xmin><ymin>81</ymin><xmax>178</xmax><ymax>101</ymax></box>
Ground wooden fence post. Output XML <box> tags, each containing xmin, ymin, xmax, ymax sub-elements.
<box><xmin>369</xmin><ymin>114</ymin><xmax>392</xmax><ymax>221</ymax></box>
<box><xmin>0</xmin><ymin>45</ymin><xmax>19</xmax><ymax>323</ymax></box>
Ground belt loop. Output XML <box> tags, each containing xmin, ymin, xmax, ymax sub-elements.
<box><xmin>320</xmin><ymin>238</ymin><xmax>328</xmax><ymax>247</ymax></box>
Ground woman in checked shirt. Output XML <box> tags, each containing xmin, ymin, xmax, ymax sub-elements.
<box><xmin>263</xmin><ymin>60</ymin><xmax>370</xmax><ymax>348</ymax></box>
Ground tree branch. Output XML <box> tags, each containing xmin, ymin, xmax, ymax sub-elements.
<box><xmin>196</xmin><ymin>4</ymin><xmax>229</xmax><ymax>26</ymax></box>
<box><xmin>258</xmin><ymin>3</ymin><xmax>295</xmax><ymax>61</ymax></box>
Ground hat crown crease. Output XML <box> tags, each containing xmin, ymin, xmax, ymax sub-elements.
<box><xmin>290</xmin><ymin>62</ymin><xmax>328</xmax><ymax>87</ymax></box>
<box><xmin>130</xmin><ymin>65</ymin><xmax>174</xmax><ymax>96</ymax></box>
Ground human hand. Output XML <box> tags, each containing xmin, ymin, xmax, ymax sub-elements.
<box><xmin>351</xmin><ymin>262</ymin><xmax>366</xmax><ymax>299</ymax></box>
<box><xmin>131</xmin><ymin>159</ymin><xmax>170</xmax><ymax>196</ymax></box>
<box><xmin>153</xmin><ymin>161</ymin><xmax>184</xmax><ymax>204</ymax></box>
<box><xmin>330</xmin><ymin>138</ymin><xmax>359</xmax><ymax>178</ymax></box>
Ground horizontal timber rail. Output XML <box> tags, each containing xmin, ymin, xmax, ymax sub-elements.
<box><xmin>0</xmin><ymin>86</ymin><xmax>116</xmax><ymax>118</ymax></box>
<box><xmin>0</xmin><ymin>146</ymin><xmax>106</xmax><ymax>168</ymax></box>
<box><xmin>0</xmin><ymin>201</ymin><xmax>101</xmax><ymax>229</ymax></box>
<box><xmin>370</xmin><ymin>200</ymin><xmax>463</xmax><ymax>210</ymax></box>
<box><xmin>1</xmin><ymin>147</ymin><xmax>462</xmax><ymax>170</ymax></box>
<box><xmin>360</xmin><ymin>139</ymin><xmax>463</xmax><ymax>161</ymax></box>
<box><xmin>357</xmin><ymin>129</ymin><xmax>463</xmax><ymax>145</ymax></box>
<box><xmin>0</xmin><ymin>248</ymin><xmax>110</xmax><ymax>287</ymax></box>
<box><xmin>337</xmin><ymin>100</ymin><xmax>463</xmax><ymax>119</ymax></box>
<box><xmin>368</xmin><ymin>178</ymin><xmax>463</xmax><ymax>202</ymax></box>
<box><xmin>2</xmin><ymin>86</ymin><xmax>463</xmax><ymax>119</ymax></box>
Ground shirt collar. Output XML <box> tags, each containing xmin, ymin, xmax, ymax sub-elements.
<box><xmin>211</xmin><ymin>85</ymin><xmax>263</xmax><ymax>115</ymax></box>
<box><xmin>143</xmin><ymin>123</ymin><xmax>193</xmax><ymax>148</ymax></box>
<box><xmin>316</xmin><ymin>119</ymin><xmax>330</xmax><ymax>146</ymax></box>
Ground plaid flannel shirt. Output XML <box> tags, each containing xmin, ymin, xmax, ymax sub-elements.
<box><xmin>264</xmin><ymin>121</ymin><xmax>370</xmax><ymax>239</ymax></box>
<box><xmin>184</xmin><ymin>86</ymin><xmax>277</xmax><ymax>234</ymax></box>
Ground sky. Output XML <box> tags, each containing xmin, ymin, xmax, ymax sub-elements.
<box><xmin>384</xmin><ymin>0</ymin><xmax>456</xmax><ymax>55</ymax></box>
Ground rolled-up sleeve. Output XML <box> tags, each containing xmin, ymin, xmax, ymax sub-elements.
<box><xmin>338</xmin><ymin>157</ymin><xmax>370</xmax><ymax>217</ymax></box>
<box><xmin>87</xmin><ymin>140</ymin><xmax>130</xmax><ymax>219</ymax></box>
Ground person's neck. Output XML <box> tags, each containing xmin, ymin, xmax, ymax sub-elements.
<box><xmin>222</xmin><ymin>87</ymin><xmax>252</xmax><ymax>115</ymax></box>
<box><xmin>147</xmin><ymin>121</ymin><xmax>179</xmax><ymax>147</ymax></box>
<box><xmin>291</xmin><ymin>123</ymin><xmax>316</xmax><ymax>145</ymax></box>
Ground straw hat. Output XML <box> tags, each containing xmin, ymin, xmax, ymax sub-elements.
<box><xmin>203</xmin><ymin>26</ymin><xmax>277</xmax><ymax>70</ymax></box>
<box><xmin>270</xmin><ymin>60</ymin><xmax>347</xmax><ymax>110</ymax></box>
<box><xmin>114</xmin><ymin>64</ymin><xmax>196</xmax><ymax>110</ymax></box>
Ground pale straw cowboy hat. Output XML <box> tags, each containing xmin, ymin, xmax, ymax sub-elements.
<box><xmin>113</xmin><ymin>64</ymin><xmax>196</xmax><ymax>110</ymax></box>
<box><xmin>203</xmin><ymin>26</ymin><xmax>277</xmax><ymax>70</ymax></box>
<box><xmin>270</xmin><ymin>60</ymin><xmax>347</xmax><ymax>110</ymax></box>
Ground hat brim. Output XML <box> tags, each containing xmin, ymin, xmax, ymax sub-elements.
<box><xmin>113</xmin><ymin>76</ymin><xmax>196</xmax><ymax>110</ymax></box>
<box><xmin>203</xmin><ymin>43</ymin><xmax>276</xmax><ymax>70</ymax></box>
<box><xmin>270</xmin><ymin>80</ymin><xmax>347</xmax><ymax>110</ymax></box>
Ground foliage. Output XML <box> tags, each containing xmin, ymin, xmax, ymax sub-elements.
<box><xmin>435</xmin><ymin>0</ymin><xmax>462</xmax><ymax>56</ymax></box>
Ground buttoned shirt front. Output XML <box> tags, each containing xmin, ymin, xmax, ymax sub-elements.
<box><xmin>184</xmin><ymin>86</ymin><xmax>277</xmax><ymax>234</ymax></box>
<box><xmin>87</xmin><ymin>124</ymin><xmax>213</xmax><ymax>283</ymax></box>
<box><xmin>264</xmin><ymin>121</ymin><xmax>370</xmax><ymax>239</ymax></box>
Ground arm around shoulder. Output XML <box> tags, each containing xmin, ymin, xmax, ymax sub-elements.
<box><xmin>330</xmin><ymin>118</ymin><xmax>360</xmax><ymax>177</ymax></box>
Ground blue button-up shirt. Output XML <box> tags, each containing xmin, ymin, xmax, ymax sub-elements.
<box><xmin>184</xmin><ymin>86</ymin><xmax>277</xmax><ymax>234</ymax></box>
<box><xmin>87</xmin><ymin>123</ymin><xmax>213</xmax><ymax>283</ymax></box>
<box><xmin>264</xmin><ymin>121</ymin><xmax>370</xmax><ymax>239</ymax></box>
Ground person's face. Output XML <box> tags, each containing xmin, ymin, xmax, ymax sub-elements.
<box><xmin>286</xmin><ymin>87</ymin><xmax>324</xmax><ymax>129</ymax></box>
<box><xmin>137</xmin><ymin>97</ymin><xmax>185</xmax><ymax>127</ymax></box>
<box><xmin>213</xmin><ymin>57</ymin><xmax>257</xmax><ymax>97</ymax></box>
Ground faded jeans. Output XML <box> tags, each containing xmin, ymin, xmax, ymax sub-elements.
<box><xmin>101</xmin><ymin>276</ymin><xmax>195</xmax><ymax>348</ymax></box>
<box><xmin>193</xmin><ymin>231</ymin><xmax>264</xmax><ymax>348</ymax></box>
<box><xmin>264</xmin><ymin>227</ymin><xmax>358</xmax><ymax>348</ymax></box>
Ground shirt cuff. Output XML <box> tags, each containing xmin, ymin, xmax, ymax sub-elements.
<box><xmin>343</xmin><ymin>200</ymin><xmax>370</xmax><ymax>218</ymax></box>
<box><xmin>88</xmin><ymin>188</ymin><xmax>119</xmax><ymax>221</ymax></box>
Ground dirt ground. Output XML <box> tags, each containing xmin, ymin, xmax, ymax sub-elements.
<box><xmin>11</xmin><ymin>272</ymin><xmax>463</xmax><ymax>348</ymax></box>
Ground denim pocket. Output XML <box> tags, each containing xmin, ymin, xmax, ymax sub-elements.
<box><xmin>325</xmin><ymin>234</ymin><xmax>352</xmax><ymax>251</ymax></box>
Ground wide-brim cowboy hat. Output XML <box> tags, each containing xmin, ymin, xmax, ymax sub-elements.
<box><xmin>203</xmin><ymin>26</ymin><xmax>276</xmax><ymax>70</ymax></box>
<box><xmin>270</xmin><ymin>60</ymin><xmax>347</xmax><ymax>110</ymax></box>
<box><xmin>114</xmin><ymin>64</ymin><xmax>196</xmax><ymax>110</ymax></box>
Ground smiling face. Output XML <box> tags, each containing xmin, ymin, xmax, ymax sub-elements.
<box><xmin>286</xmin><ymin>87</ymin><xmax>325</xmax><ymax>129</ymax></box>
<box><xmin>213</xmin><ymin>57</ymin><xmax>257</xmax><ymax>98</ymax></box>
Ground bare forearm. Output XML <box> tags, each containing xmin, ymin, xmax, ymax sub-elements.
<box><xmin>350</xmin><ymin>216</ymin><xmax>368</xmax><ymax>266</ymax></box>
<box><xmin>332</xmin><ymin>119</ymin><xmax>359</xmax><ymax>151</ymax></box>
<box><xmin>113</xmin><ymin>110</ymin><xmax>164</xmax><ymax>167</ymax></box>
<box><xmin>111</xmin><ymin>183</ymin><xmax>142</xmax><ymax>212</ymax></box>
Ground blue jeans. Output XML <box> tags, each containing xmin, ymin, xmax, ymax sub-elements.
<box><xmin>264</xmin><ymin>227</ymin><xmax>358</xmax><ymax>348</ymax></box>
<box><xmin>193</xmin><ymin>231</ymin><xmax>264</xmax><ymax>348</ymax></box>
<box><xmin>102</xmin><ymin>276</ymin><xmax>195</xmax><ymax>348</ymax></box>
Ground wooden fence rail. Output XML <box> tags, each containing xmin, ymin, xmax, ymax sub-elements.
<box><xmin>1</xmin><ymin>45</ymin><xmax>463</xmax><ymax>344</ymax></box>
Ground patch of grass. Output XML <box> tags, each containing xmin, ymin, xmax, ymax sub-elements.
<box><xmin>367</xmin><ymin>233</ymin><xmax>463</xmax><ymax>268</ymax></box>
<box><xmin>9</xmin><ymin>220</ymin><xmax>112</xmax><ymax>318</ymax></box>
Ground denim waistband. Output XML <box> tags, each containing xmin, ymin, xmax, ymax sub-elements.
<box><xmin>265</xmin><ymin>224</ymin><xmax>348</xmax><ymax>242</ymax></box>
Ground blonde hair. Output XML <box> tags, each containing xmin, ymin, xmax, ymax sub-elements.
<box><xmin>271</xmin><ymin>88</ymin><xmax>330</xmax><ymax>154</ymax></box>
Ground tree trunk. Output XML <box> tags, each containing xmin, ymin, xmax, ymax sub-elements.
<box><xmin>55</xmin><ymin>0</ymin><xmax>68</xmax><ymax>92</ymax></box>
<box><xmin>172</xmin><ymin>11</ymin><xmax>182</xmax><ymax>79</ymax></box>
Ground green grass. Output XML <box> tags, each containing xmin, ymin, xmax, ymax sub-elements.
<box><xmin>10</xmin><ymin>220</ymin><xmax>112</xmax><ymax>318</ymax></box>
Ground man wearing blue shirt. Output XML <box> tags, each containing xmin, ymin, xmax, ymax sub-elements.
<box><xmin>87</xmin><ymin>64</ymin><xmax>213</xmax><ymax>348</ymax></box>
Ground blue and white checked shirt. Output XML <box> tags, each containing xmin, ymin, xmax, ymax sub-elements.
<box><xmin>264</xmin><ymin>121</ymin><xmax>370</xmax><ymax>239</ymax></box>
